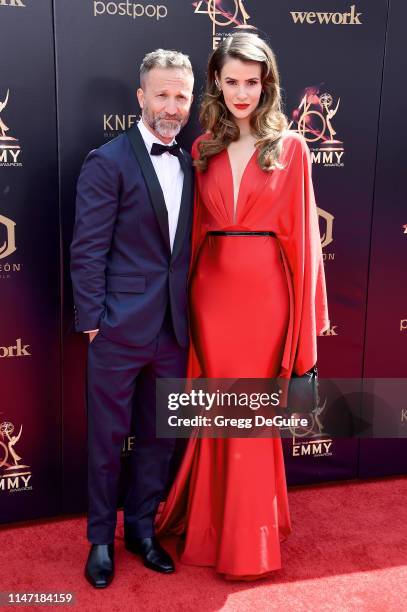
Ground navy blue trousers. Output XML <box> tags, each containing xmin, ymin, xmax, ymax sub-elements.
<box><xmin>86</xmin><ymin>309</ymin><xmax>188</xmax><ymax>544</ymax></box>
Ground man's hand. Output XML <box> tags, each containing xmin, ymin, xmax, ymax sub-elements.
<box><xmin>88</xmin><ymin>330</ymin><xmax>99</xmax><ymax>343</ymax></box>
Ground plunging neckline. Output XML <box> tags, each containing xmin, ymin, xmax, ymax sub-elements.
<box><xmin>225</xmin><ymin>147</ymin><xmax>257</xmax><ymax>223</ymax></box>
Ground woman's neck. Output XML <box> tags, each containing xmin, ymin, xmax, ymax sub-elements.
<box><xmin>234</xmin><ymin>117</ymin><xmax>252</xmax><ymax>139</ymax></box>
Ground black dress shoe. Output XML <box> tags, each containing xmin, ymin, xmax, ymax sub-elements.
<box><xmin>85</xmin><ymin>544</ymin><xmax>114</xmax><ymax>588</ymax></box>
<box><xmin>125</xmin><ymin>536</ymin><xmax>175</xmax><ymax>574</ymax></box>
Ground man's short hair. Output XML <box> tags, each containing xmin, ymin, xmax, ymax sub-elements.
<box><xmin>140</xmin><ymin>49</ymin><xmax>193</xmax><ymax>87</ymax></box>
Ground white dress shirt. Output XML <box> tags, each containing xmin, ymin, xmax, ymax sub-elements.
<box><xmin>85</xmin><ymin>119</ymin><xmax>184</xmax><ymax>334</ymax></box>
<box><xmin>137</xmin><ymin>119</ymin><xmax>184</xmax><ymax>251</ymax></box>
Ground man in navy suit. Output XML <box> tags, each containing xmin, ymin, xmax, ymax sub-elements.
<box><xmin>70</xmin><ymin>49</ymin><xmax>194</xmax><ymax>588</ymax></box>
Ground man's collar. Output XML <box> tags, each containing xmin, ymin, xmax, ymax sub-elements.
<box><xmin>137</xmin><ymin>119</ymin><xmax>176</xmax><ymax>153</ymax></box>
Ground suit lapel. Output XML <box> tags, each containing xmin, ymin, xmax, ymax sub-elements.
<box><xmin>126</xmin><ymin>125</ymin><xmax>171</xmax><ymax>253</ymax></box>
<box><xmin>172</xmin><ymin>149</ymin><xmax>193</xmax><ymax>261</ymax></box>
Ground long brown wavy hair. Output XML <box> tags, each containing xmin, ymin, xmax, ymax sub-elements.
<box><xmin>195</xmin><ymin>33</ymin><xmax>287</xmax><ymax>172</ymax></box>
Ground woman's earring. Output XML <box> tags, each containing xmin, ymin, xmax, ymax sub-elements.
<box><xmin>215</xmin><ymin>80</ymin><xmax>222</xmax><ymax>92</ymax></box>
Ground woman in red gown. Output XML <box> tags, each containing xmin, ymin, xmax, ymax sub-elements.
<box><xmin>156</xmin><ymin>33</ymin><xmax>329</xmax><ymax>579</ymax></box>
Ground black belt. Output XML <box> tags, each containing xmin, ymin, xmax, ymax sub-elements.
<box><xmin>207</xmin><ymin>231</ymin><xmax>276</xmax><ymax>237</ymax></box>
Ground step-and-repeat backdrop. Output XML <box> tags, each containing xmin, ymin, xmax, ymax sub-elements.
<box><xmin>0</xmin><ymin>0</ymin><xmax>405</xmax><ymax>522</ymax></box>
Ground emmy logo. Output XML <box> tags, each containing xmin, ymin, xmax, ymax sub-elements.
<box><xmin>194</xmin><ymin>0</ymin><xmax>256</xmax><ymax>48</ymax></box>
<box><xmin>0</xmin><ymin>421</ymin><xmax>32</xmax><ymax>493</ymax></box>
<box><xmin>292</xmin><ymin>436</ymin><xmax>333</xmax><ymax>457</ymax></box>
<box><xmin>289</xmin><ymin>87</ymin><xmax>344</xmax><ymax>167</ymax></box>
<box><xmin>289</xmin><ymin>89</ymin><xmax>343</xmax><ymax>147</ymax></box>
<box><xmin>0</xmin><ymin>90</ymin><xmax>17</xmax><ymax>142</ymax></box>
<box><xmin>289</xmin><ymin>395</ymin><xmax>328</xmax><ymax>440</ymax></box>
<box><xmin>402</xmin><ymin>224</ymin><xmax>407</xmax><ymax>234</ymax></box>
<box><xmin>0</xmin><ymin>89</ymin><xmax>22</xmax><ymax>167</ymax></box>
<box><xmin>0</xmin><ymin>421</ymin><xmax>29</xmax><ymax>471</ymax></box>
<box><xmin>290</xmin><ymin>393</ymin><xmax>333</xmax><ymax>457</ymax></box>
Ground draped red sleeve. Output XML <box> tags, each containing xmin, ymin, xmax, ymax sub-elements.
<box><xmin>185</xmin><ymin>135</ymin><xmax>209</xmax><ymax>379</ymax></box>
<box><xmin>277</xmin><ymin>134</ymin><xmax>330</xmax><ymax>377</ymax></box>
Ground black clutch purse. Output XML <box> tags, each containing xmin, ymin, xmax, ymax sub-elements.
<box><xmin>287</xmin><ymin>365</ymin><xmax>319</xmax><ymax>417</ymax></box>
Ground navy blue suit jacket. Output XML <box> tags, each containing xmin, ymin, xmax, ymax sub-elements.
<box><xmin>70</xmin><ymin>125</ymin><xmax>193</xmax><ymax>347</ymax></box>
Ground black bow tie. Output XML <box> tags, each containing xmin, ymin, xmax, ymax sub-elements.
<box><xmin>150</xmin><ymin>142</ymin><xmax>181</xmax><ymax>158</ymax></box>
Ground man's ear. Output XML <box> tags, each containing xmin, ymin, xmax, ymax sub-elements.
<box><xmin>136</xmin><ymin>88</ymin><xmax>144</xmax><ymax>109</ymax></box>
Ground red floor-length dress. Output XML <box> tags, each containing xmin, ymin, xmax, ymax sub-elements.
<box><xmin>156</xmin><ymin>131</ymin><xmax>330</xmax><ymax>579</ymax></box>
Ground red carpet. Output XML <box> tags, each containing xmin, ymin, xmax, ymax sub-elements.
<box><xmin>1</xmin><ymin>477</ymin><xmax>406</xmax><ymax>611</ymax></box>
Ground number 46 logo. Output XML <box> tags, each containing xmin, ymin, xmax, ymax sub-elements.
<box><xmin>194</xmin><ymin>0</ymin><xmax>255</xmax><ymax>33</ymax></box>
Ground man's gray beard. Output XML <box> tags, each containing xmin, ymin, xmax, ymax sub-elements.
<box><xmin>154</xmin><ymin>118</ymin><xmax>182</xmax><ymax>139</ymax></box>
<box><xmin>143</xmin><ymin>109</ymin><xmax>185</xmax><ymax>139</ymax></box>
